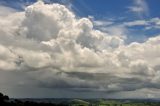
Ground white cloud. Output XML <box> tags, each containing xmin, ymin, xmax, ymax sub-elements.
<box><xmin>123</xmin><ymin>18</ymin><xmax>160</xmax><ymax>30</ymax></box>
<box><xmin>93</xmin><ymin>20</ymin><xmax>114</xmax><ymax>27</ymax></box>
<box><xmin>123</xmin><ymin>20</ymin><xmax>148</xmax><ymax>27</ymax></box>
<box><xmin>128</xmin><ymin>0</ymin><xmax>149</xmax><ymax>17</ymax></box>
<box><xmin>0</xmin><ymin>5</ymin><xmax>17</xmax><ymax>16</ymax></box>
<box><xmin>0</xmin><ymin>1</ymin><xmax>160</xmax><ymax>97</ymax></box>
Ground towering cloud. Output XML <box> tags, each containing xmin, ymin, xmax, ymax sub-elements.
<box><xmin>0</xmin><ymin>1</ymin><xmax>160</xmax><ymax>93</ymax></box>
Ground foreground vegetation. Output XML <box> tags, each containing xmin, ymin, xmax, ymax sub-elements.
<box><xmin>0</xmin><ymin>92</ymin><xmax>160</xmax><ymax>106</ymax></box>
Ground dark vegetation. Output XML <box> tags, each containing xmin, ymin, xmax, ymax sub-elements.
<box><xmin>0</xmin><ymin>92</ymin><xmax>160</xmax><ymax>106</ymax></box>
<box><xmin>0</xmin><ymin>92</ymin><xmax>67</xmax><ymax>106</ymax></box>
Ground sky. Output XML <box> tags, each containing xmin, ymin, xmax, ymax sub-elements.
<box><xmin>0</xmin><ymin>0</ymin><xmax>160</xmax><ymax>99</ymax></box>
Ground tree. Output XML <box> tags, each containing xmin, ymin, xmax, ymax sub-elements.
<box><xmin>0</xmin><ymin>92</ymin><xmax>9</xmax><ymax>102</ymax></box>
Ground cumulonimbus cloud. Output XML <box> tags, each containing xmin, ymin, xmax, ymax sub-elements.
<box><xmin>0</xmin><ymin>1</ymin><xmax>160</xmax><ymax>92</ymax></box>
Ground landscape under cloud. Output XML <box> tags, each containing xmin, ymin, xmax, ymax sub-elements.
<box><xmin>0</xmin><ymin>0</ymin><xmax>160</xmax><ymax>98</ymax></box>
